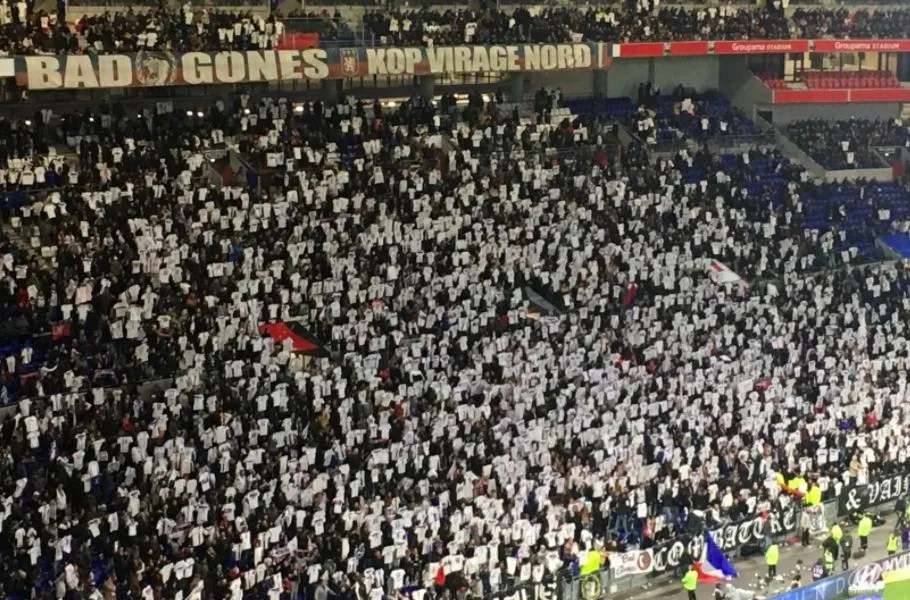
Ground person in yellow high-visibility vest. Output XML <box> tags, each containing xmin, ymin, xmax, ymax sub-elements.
<box><xmin>681</xmin><ymin>564</ymin><xmax>698</xmax><ymax>600</ymax></box>
<box><xmin>823</xmin><ymin>549</ymin><xmax>834</xmax><ymax>577</ymax></box>
<box><xmin>858</xmin><ymin>514</ymin><xmax>873</xmax><ymax>551</ymax></box>
<box><xmin>830</xmin><ymin>523</ymin><xmax>843</xmax><ymax>560</ymax></box>
<box><xmin>788</xmin><ymin>475</ymin><xmax>807</xmax><ymax>496</ymax></box>
<box><xmin>805</xmin><ymin>483</ymin><xmax>822</xmax><ymax>507</ymax></box>
<box><xmin>765</xmin><ymin>543</ymin><xmax>779</xmax><ymax>580</ymax></box>
<box><xmin>579</xmin><ymin>547</ymin><xmax>601</xmax><ymax>576</ymax></box>
<box><xmin>888</xmin><ymin>531</ymin><xmax>899</xmax><ymax>556</ymax></box>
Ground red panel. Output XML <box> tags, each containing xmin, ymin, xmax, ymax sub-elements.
<box><xmin>851</xmin><ymin>88</ymin><xmax>910</xmax><ymax>102</ymax></box>
<box><xmin>712</xmin><ymin>40</ymin><xmax>809</xmax><ymax>54</ymax></box>
<box><xmin>617</xmin><ymin>43</ymin><xmax>665</xmax><ymax>58</ymax></box>
<box><xmin>669</xmin><ymin>41</ymin><xmax>709</xmax><ymax>56</ymax></box>
<box><xmin>772</xmin><ymin>89</ymin><xmax>848</xmax><ymax>103</ymax></box>
<box><xmin>275</xmin><ymin>33</ymin><xmax>319</xmax><ymax>50</ymax></box>
<box><xmin>812</xmin><ymin>39</ymin><xmax>910</xmax><ymax>53</ymax></box>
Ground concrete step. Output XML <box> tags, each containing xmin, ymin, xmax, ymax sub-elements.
<box><xmin>3</xmin><ymin>218</ymin><xmax>55</xmax><ymax>272</ymax></box>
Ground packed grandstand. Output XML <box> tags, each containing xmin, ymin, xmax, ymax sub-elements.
<box><xmin>8</xmin><ymin>4</ymin><xmax>910</xmax><ymax>53</ymax></box>
<box><xmin>4</xmin><ymin>1</ymin><xmax>910</xmax><ymax>600</ymax></box>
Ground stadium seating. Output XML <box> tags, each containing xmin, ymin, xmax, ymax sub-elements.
<box><xmin>757</xmin><ymin>73</ymin><xmax>791</xmax><ymax>90</ymax></box>
<box><xmin>802</xmin><ymin>70</ymin><xmax>900</xmax><ymax>89</ymax></box>
<box><xmin>10</xmin><ymin>0</ymin><xmax>910</xmax><ymax>596</ymax></box>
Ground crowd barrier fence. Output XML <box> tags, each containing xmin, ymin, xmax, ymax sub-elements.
<box><xmin>553</xmin><ymin>474</ymin><xmax>910</xmax><ymax>600</ymax></box>
<box><xmin>768</xmin><ymin>550</ymin><xmax>910</xmax><ymax>600</ymax></box>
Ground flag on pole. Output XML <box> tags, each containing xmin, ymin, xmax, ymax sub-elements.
<box><xmin>695</xmin><ymin>531</ymin><xmax>738</xmax><ymax>582</ymax></box>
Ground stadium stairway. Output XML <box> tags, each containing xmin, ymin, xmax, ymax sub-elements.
<box><xmin>878</xmin><ymin>233</ymin><xmax>910</xmax><ymax>259</ymax></box>
<box><xmin>3</xmin><ymin>210</ymin><xmax>54</xmax><ymax>273</ymax></box>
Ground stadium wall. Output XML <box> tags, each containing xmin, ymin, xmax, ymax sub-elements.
<box><xmin>718</xmin><ymin>56</ymin><xmax>773</xmax><ymax>118</ymax></box>
<box><xmin>603</xmin><ymin>56</ymin><xmax>721</xmax><ymax>97</ymax></box>
<box><xmin>652</xmin><ymin>56</ymin><xmax>720</xmax><ymax>93</ymax></box>
<box><xmin>825</xmin><ymin>167</ymin><xmax>894</xmax><ymax>182</ymax></box>
<box><xmin>526</xmin><ymin>69</ymin><xmax>595</xmax><ymax>98</ymax></box>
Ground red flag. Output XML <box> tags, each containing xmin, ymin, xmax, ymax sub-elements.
<box><xmin>622</xmin><ymin>284</ymin><xmax>637</xmax><ymax>307</ymax></box>
<box><xmin>275</xmin><ymin>33</ymin><xmax>319</xmax><ymax>50</ymax></box>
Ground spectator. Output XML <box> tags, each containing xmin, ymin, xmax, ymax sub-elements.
<box><xmin>787</xmin><ymin>118</ymin><xmax>910</xmax><ymax>170</ymax></box>
<box><xmin>1</xmin><ymin>89</ymin><xmax>910</xmax><ymax>600</ymax></box>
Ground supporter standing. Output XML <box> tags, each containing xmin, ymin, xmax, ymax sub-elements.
<box><xmin>765</xmin><ymin>542</ymin><xmax>779</xmax><ymax>581</ymax></box>
<box><xmin>888</xmin><ymin>530</ymin><xmax>899</xmax><ymax>556</ymax></box>
<box><xmin>682</xmin><ymin>564</ymin><xmax>699</xmax><ymax>600</ymax></box>
<box><xmin>840</xmin><ymin>534</ymin><xmax>853</xmax><ymax>571</ymax></box>
<box><xmin>859</xmin><ymin>514</ymin><xmax>873</xmax><ymax>552</ymax></box>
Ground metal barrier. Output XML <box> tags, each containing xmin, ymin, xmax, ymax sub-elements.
<box><xmin>556</xmin><ymin>502</ymin><xmax>828</xmax><ymax>600</ymax></box>
<box><xmin>769</xmin><ymin>550</ymin><xmax>910</xmax><ymax>600</ymax></box>
<box><xmin>68</xmin><ymin>0</ymin><xmax>268</xmax><ymax>6</ymax></box>
<box><xmin>554</xmin><ymin>497</ymin><xmax>896</xmax><ymax>600</ymax></box>
<box><xmin>299</xmin><ymin>0</ymin><xmax>463</xmax><ymax>5</ymax></box>
<box><xmin>704</xmin><ymin>131</ymin><xmax>777</xmax><ymax>152</ymax></box>
<box><xmin>182</xmin><ymin>0</ymin><xmax>268</xmax><ymax>5</ymax></box>
<box><xmin>645</xmin><ymin>131</ymin><xmax>777</xmax><ymax>156</ymax></box>
<box><xmin>647</xmin><ymin>136</ymin><xmax>692</xmax><ymax>154</ymax></box>
<box><xmin>67</xmin><ymin>0</ymin><xmax>158</xmax><ymax>5</ymax></box>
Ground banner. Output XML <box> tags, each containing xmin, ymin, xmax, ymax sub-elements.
<box><xmin>812</xmin><ymin>39</ymin><xmax>910</xmax><ymax>53</ymax></box>
<box><xmin>772</xmin><ymin>89</ymin><xmax>850</xmax><ymax>104</ymax></box>
<box><xmin>612</xmin><ymin>42</ymin><xmax>666</xmax><ymax>58</ymax></box>
<box><xmin>711</xmin><ymin>40</ymin><xmax>809</xmax><ymax>55</ymax></box>
<box><xmin>837</xmin><ymin>470</ymin><xmax>910</xmax><ymax>517</ymax></box>
<box><xmin>769</xmin><ymin>551</ymin><xmax>910</xmax><ymax>600</ymax></box>
<box><xmin>611</xmin><ymin>550</ymin><xmax>654</xmax><ymax>579</ymax></box>
<box><xmin>15</xmin><ymin>43</ymin><xmax>596</xmax><ymax>90</ymax></box>
<box><xmin>490</xmin><ymin>579</ymin><xmax>558</xmax><ymax>600</ymax></box>
<box><xmin>611</xmin><ymin>38</ymin><xmax>908</xmax><ymax>57</ymax></box>
<box><xmin>13</xmin><ymin>38</ymin><xmax>910</xmax><ymax>89</ymax></box>
<box><xmin>559</xmin><ymin>570</ymin><xmax>609</xmax><ymax>600</ymax></box>
<box><xmin>805</xmin><ymin>504</ymin><xmax>827</xmax><ymax>536</ymax></box>
<box><xmin>612</xmin><ymin>39</ymin><xmax>808</xmax><ymax>57</ymax></box>
<box><xmin>612</xmin><ymin>504</ymin><xmax>798</xmax><ymax>580</ymax></box>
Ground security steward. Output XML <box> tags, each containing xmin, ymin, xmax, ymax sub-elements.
<box><xmin>823</xmin><ymin>548</ymin><xmax>834</xmax><ymax>577</ymax></box>
<box><xmin>858</xmin><ymin>513</ymin><xmax>873</xmax><ymax>552</ymax></box>
<box><xmin>765</xmin><ymin>542</ymin><xmax>779</xmax><ymax>580</ymax></box>
<box><xmin>682</xmin><ymin>564</ymin><xmax>699</xmax><ymax>600</ymax></box>
<box><xmin>829</xmin><ymin>522</ymin><xmax>843</xmax><ymax>560</ymax></box>
<box><xmin>888</xmin><ymin>530</ymin><xmax>900</xmax><ymax>556</ymax></box>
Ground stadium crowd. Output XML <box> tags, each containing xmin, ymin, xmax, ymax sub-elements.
<box><xmin>4</xmin><ymin>4</ymin><xmax>910</xmax><ymax>54</ymax></box>
<box><xmin>363</xmin><ymin>6</ymin><xmax>910</xmax><ymax>46</ymax></box>
<box><xmin>0</xmin><ymin>7</ymin><xmax>284</xmax><ymax>55</ymax></box>
<box><xmin>786</xmin><ymin>118</ymin><xmax>910</xmax><ymax>170</ymax></box>
<box><xmin>0</xmin><ymin>86</ymin><xmax>909</xmax><ymax>600</ymax></box>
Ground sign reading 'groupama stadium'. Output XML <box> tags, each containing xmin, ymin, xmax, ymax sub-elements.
<box><xmin>16</xmin><ymin>43</ymin><xmax>597</xmax><ymax>90</ymax></box>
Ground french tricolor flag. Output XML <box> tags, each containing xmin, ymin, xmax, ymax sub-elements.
<box><xmin>695</xmin><ymin>531</ymin><xmax>739</xmax><ymax>582</ymax></box>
